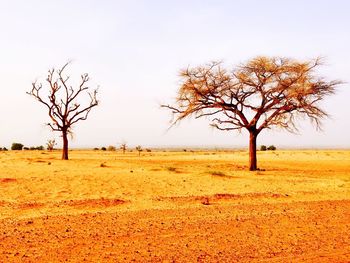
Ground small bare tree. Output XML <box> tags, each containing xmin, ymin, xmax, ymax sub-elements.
<box><xmin>28</xmin><ymin>62</ymin><xmax>99</xmax><ymax>160</ymax></box>
<box><xmin>162</xmin><ymin>56</ymin><xmax>341</xmax><ymax>171</ymax></box>
<box><xmin>120</xmin><ymin>143</ymin><xmax>127</xmax><ymax>154</ymax></box>
<box><xmin>135</xmin><ymin>145</ymin><xmax>142</xmax><ymax>156</ymax></box>
<box><xmin>46</xmin><ymin>139</ymin><xmax>57</xmax><ymax>151</ymax></box>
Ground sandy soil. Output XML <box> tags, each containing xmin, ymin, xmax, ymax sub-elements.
<box><xmin>0</xmin><ymin>150</ymin><xmax>349</xmax><ymax>262</ymax></box>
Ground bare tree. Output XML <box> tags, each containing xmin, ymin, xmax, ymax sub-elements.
<box><xmin>46</xmin><ymin>139</ymin><xmax>57</xmax><ymax>151</ymax></box>
<box><xmin>162</xmin><ymin>56</ymin><xmax>341</xmax><ymax>171</ymax></box>
<box><xmin>135</xmin><ymin>145</ymin><xmax>142</xmax><ymax>157</ymax></box>
<box><xmin>120</xmin><ymin>143</ymin><xmax>127</xmax><ymax>154</ymax></box>
<box><xmin>28</xmin><ymin>63</ymin><xmax>99</xmax><ymax>160</ymax></box>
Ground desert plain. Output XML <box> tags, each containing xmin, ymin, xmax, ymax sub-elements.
<box><xmin>0</xmin><ymin>149</ymin><xmax>349</xmax><ymax>262</ymax></box>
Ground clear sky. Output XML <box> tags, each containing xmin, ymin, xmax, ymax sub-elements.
<box><xmin>0</xmin><ymin>0</ymin><xmax>349</xmax><ymax>149</ymax></box>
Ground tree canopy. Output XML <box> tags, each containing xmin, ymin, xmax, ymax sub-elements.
<box><xmin>162</xmin><ymin>56</ymin><xmax>341</xmax><ymax>170</ymax></box>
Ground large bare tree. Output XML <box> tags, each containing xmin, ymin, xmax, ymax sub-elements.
<box><xmin>162</xmin><ymin>56</ymin><xmax>341</xmax><ymax>171</ymax></box>
<box><xmin>28</xmin><ymin>63</ymin><xmax>99</xmax><ymax>160</ymax></box>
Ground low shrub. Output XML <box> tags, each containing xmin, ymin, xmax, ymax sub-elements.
<box><xmin>260</xmin><ymin>145</ymin><xmax>267</xmax><ymax>151</ymax></box>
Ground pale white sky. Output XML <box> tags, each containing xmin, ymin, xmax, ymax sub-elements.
<box><xmin>0</xmin><ymin>0</ymin><xmax>349</xmax><ymax>148</ymax></box>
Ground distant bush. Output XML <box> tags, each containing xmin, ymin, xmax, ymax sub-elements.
<box><xmin>260</xmin><ymin>145</ymin><xmax>267</xmax><ymax>151</ymax></box>
<box><xmin>3</xmin><ymin>147</ymin><xmax>8</xmax><ymax>151</ymax></box>
<box><xmin>107</xmin><ymin>145</ymin><xmax>116</xmax><ymax>151</ymax></box>
<box><xmin>11</xmin><ymin>143</ymin><xmax>24</xmax><ymax>150</ymax></box>
<box><xmin>146</xmin><ymin>148</ymin><xmax>152</xmax><ymax>152</ymax></box>
<box><xmin>267</xmin><ymin>145</ymin><xmax>276</xmax><ymax>151</ymax></box>
<box><xmin>23</xmin><ymin>147</ymin><xmax>29</xmax><ymax>150</ymax></box>
<box><xmin>101</xmin><ymin>147</ymin><xmax>107</xmax><ymax>151</ymax></box>
<box><xmin>28</xmin><ymin>146</ymin><xmax>45</xmax><ymax>150</ymax></box>
<box><xmin>93</xmin><ymin>147</ymin><xmax>99</xmax><ymax>150</ymax></box>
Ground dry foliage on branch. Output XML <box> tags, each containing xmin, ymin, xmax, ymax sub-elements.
<box><xmin>162</xmin><ymin>56</ymin><xmax>341</xmax><ymax>170</ymax></box>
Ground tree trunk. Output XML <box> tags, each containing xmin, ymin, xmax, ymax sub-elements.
<box><xmin>62</xmin><ymin>130</ymin><xmax>69</xmax><ymax>160</ymax></box>
<box><xmin>249</xmin><ymin>131</ymin><xmax>258</xmax><ymax>171</ymax></box>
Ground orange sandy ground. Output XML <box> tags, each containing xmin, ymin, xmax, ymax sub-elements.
<box><xmin>0</xmin><ymin>150</ymin><xmax>349</xmax><ymax>262</ymax></box>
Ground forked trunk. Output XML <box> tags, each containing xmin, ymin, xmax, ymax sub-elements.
<box><xmin>62</xmin><ymin>130</ymin><xmax>69</xmax><ymax>160</ymax></box>
<box><xmin>249</xmin><ymin>131</ymin><xmax>258</xmax><ymax>171</ymax></box>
